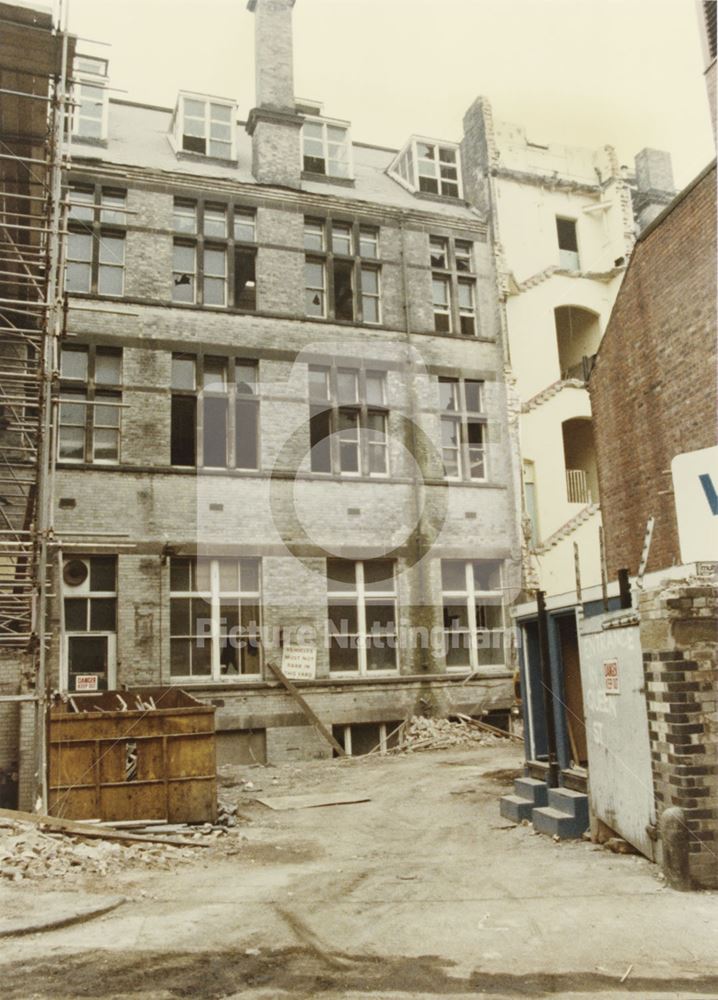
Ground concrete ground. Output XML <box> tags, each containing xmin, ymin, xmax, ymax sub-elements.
<box><xmin>1</xmin><ymin>743</ymin><xmax>717</xmax><ymax>999</ymax></box>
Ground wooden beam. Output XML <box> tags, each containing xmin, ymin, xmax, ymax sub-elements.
<box><xmin>264</xmin><ymin>660</ymin><xmax>346</xmax><ymax>756</ymax></box>
<box><xmin>0</xmin><ymin>807</ymin><xmax>211</xmax><ymax>848</ymax></box>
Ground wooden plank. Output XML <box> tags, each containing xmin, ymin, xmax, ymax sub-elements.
<box><xmin>264</xmin><ymin>660</ymin><xmax>346</xmax><ymax>756</ymax></box>
<box><xmin>455</xmin><ymin>713</ymin><xmax>523</xmax><ymax>743</ymax></box>
<box><xmin>0</xmin><ymin>807</ymin><xmax>211</xmax><ymax>848</ymax></box>
<box><xmin>256</xmin><ymin>793</ymin><xmax>370</xmax><ymax>811</ymax></box>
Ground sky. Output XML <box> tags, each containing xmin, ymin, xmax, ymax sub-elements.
<box><xmin>63</xmin><ymin>0</ymin><xmax>714</xmax><ymax>189</ymax></box>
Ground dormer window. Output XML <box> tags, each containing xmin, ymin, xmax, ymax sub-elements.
<box><xmin>173</xmin><ymin>94</ymin><xmax>236</xmax><ymax>160</ymax></box>
<box><xmin>389</xmin><ymin>137</ymin><xmax>463</xmax><ymax>199</ymax></box>
<box><xmin>302</xmin><ymin>118</ymin><xmax>352</xmax><ymax>179</ymax></box>
<box><xmin>72</xmin><ymin>55</ymin><xmax>108</xmax><ymax>141</ymax></box>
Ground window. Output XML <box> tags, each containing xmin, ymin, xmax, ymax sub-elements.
<box><xmin>58</xmin><ymin>345</ymin><xmax>122</xmax><ymax>464</ymax></box>
<box><xmin>556</xmin><ymin>217</ymin><xmax>580</xmax><ymax>270</ymax></box>
<box><xmin>326</xmin><ymin>560</ymin><xmax>398</xmax><ymax>675</ymax></box>
<box><xmin>430</xmin><ymin>235</ymin><xmax>478</xmax><ymax>336</ymax></box>
<box><xmin>172</xmin><ymin>199</ymin><xmax>256</xmax><ymax>310</ymax></box>
<box><xmin>174</xmin><ymin>94</ymin><xmax>236</xmax><ymax>159</ymax></box>
<box><xmin>439</xmin><ymin>377</ymin><xmax>486</xmax><ymax>481</ymax></box>
<box><xmin>62</xmin><ymin>556</ymin><xmax>116</xmax><ymax>692</ymax></box>
<box><xmin>65</xmin><ymin>185</ymin><xmax>126</xmax><ymax>296</ymax></box>
<box><xmin>309</xmin><ymin>364</ymin><xmax>388</xmax><ymax>476</ymax></box>
<box><xmin>441</xmin><ymin>559</ymin><xmax>505</xmax><ymax>672</ymax></box>
<box><xmin>304</xmin><ymin>218</ymin><xmax>381</xmax><ymax>323</ymax></box>
<box><xmin>389</xmin><ymin>137</ymin><xmax>463</xmax><ymax>199</ymax></box>
<box><xmin>171</xmin><ymin>354</ymin><xmax>259</xmax><ymax>470</ymax></box>
<box><xmin>170</xmin><ymin>557</ymin><xmax>261</xmax><ymax>681</ymax></box>
<box><xmin>302</xmin><ymin>118</ymin><xmax>352</xmax><ymax>178</ymax></box>
<box><xmin>72</xmin><ymin>55</ymin><xmax>108</xmax><ymax>141</ymax></box>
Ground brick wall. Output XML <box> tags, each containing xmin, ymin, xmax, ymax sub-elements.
<box><xmin>590</xmin><ymin>163</ymin><xmax>717</xmax><ymax>578</ymax></box>
<box><xmin>640</xmin><ymin>577</ymin><xmax>718</xmax><ymax>889</ymax></box>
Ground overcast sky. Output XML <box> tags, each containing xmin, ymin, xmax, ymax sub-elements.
<box><xmin>65</xmin><ymin>0</ymin><xmax>714</xmax><ymax>189</ymax></box>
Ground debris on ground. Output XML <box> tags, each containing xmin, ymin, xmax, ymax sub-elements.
<box><xmin>394</xmin><ymin>716</ymin><xmax>509</xmax><ymax>753</ymax></box>
<box><xmin>0</xmin><ymin>815</ymin><xmax>207</xmax><ymax>882</ymax></box>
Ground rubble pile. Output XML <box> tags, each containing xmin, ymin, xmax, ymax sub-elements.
<box><xmin>398</xmin><ymin>716</ymin><xmax>506</xmax><ymax>753</ymax></box>
<box><xmin>0</xmin><ymin>816</ymin><xmax>211</xmax><ymax>883</ymax></box>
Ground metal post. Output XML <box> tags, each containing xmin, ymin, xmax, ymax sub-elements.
<box><xmin>536</xmin><ymin>590</ymin><xmax>559</xmax><ymax>787</ymax></box>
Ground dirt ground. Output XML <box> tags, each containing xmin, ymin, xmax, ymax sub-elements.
<box><xmin>1</xmin><ymin>742</ymin><xmax>717</xmax><ymax>999</ymax></box>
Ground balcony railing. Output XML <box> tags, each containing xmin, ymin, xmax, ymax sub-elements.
<box><xmin>566</xmin><ymin>468</ymin><xmax>592</xmax><ymax>504</ymax></box>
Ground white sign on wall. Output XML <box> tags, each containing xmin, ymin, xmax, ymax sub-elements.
<box><xmin>603</xmin><ymin>659</ymin><xmax>619</xmax><ymax>695</ymax></box>
<box><xmin>281</xmin><ymin>644</ymin><xmax>317</xmax><ymax>681</ymax></box>
<box><xmin>671</xmin><ymin>446</ymin><xmax>718</xmax><ymax>563</ymax></box>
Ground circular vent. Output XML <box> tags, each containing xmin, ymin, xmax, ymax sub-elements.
<box><xmin>63</xmin><ymin>559</ymin><xmax>88</xmax><ymax>588</ymax></box>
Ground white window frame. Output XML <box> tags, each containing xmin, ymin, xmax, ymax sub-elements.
<box><xmin>72</xmin><ymin>56</ymin><xmax>109</xmax><ymax>141</ymax></box>
<box><xmin>433</xmin><ymin>275</ymin><xmax>452</xmax><ymax>332</ymax></box>
<box><xmin>327</xmin><ymin>561</ymin><xmax>398</xmax><ymax>677</ymax></box>
<box><xmin>58</xmin><ymin>345</ymin><xmax>123</xmax><ymax>465</ymax></box>
<box><xmin>556</xmin><ymin>216</ymin><xmax>580</xmax><ymax>270</ymax></box>
<box><xmin>360</xmin><ymin>265</ymin><xmax>381</xmax><ymax>325</ymax></box>
<box><xmin>172</xmin><ymin>92</ymin><xmax>237</xmax><ymax>160</ymax></box>
<box><xmin>61</xmin><ymin>556</ymin><xmax>118</xmax><ymax>692</ymax></box>
<box><xmin>169</xmin><ymin>557</ymin><xmax>262</xmax><ymax>683</ymax></box>
<box><xmin>301</xmin><ymin>116</ymin><xmax>354</xmax><ymax>179</ymax></box>
<box><xmin>457</xmin><ymin>278</ymin><xmax>477</xmax><ymax>336</ymax></box>
<box><xmin>388</xmin><ymin>136</ymin><xmax>464</xmax><ymax>199</ymax></box>
<box><xmin>441</xmin><ymin>560</ymin><xmax>506</xmax><ymax>674</ymax></box>
<box><xmin>439</xmin><ymin>377</ymin><xmax>487</xmax><ymax>481</ymax></box>
<box><xmin>309</xmin><ymin>365</ymin><xmax>389</xmax><ymax>478</ymax></box>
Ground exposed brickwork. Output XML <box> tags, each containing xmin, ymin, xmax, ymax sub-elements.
<box><xmin>640</xmin><ymin>578</ymin><xmax>718</xmax><ymax>889</ymax></box>
<box><xmin>590</xmin><ymin>163</ymin><xmax>717</xmax><ymax>578</ymax></box>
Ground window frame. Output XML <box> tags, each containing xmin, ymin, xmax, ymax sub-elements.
<box><xmin>58</xmin><ymin>344</ymin><xmax>123</xmax><ymax>465</ymax></box>
<box><xmin>326</xmin><ymin>560</ymin><xmax>399</xmax><ymax>677</ymax></box>
<box><xmin>308</xmin><ymin>363</ymin><xmax>389</xmax><ymax>478</ymax></box>
<box><xmin>389</xmin><ymin>136</ymin><xmax>464</xmax><ymax>200</ymax></box>
<box><xmin>430</xmin><ymin>234</ymin><xmax>478</xmax><ymax>337</ymax></box>
<box><xmin>169</xmin><ymin>556</ymin><xmax>262</xmax><ymax>683</ymax></box>
<box><xmin>441</xmin><ymin>559</ymin><xmax>506</xmax><ymax>674</ymax></box>
<box><xmin>303</xmin><ymin>217</ymin><xmax>381</xmax><ymax>324</ymax></box>
<box><xmin>438</xmin><ymin>377</ymin><xmax>487</xmax><ymax>482</ymax></box>
<box><xmin>556</xmin><ymin>216</ymin><xmax>581</xmax><ymax>270</ymax></box>
<box><xmin>173</xmin><ymin>93</ymin><xmax>237</xmax><ymax>161</ymax></box>
<box><xmin>61</xmin><ymin>555</ymin><xmax>117</xmax><ymax>692</ymax></box>
<box><xmin>301</xmin><ymin>116</ymin><xmax>354</xmax><ymax>179</ymax></box>
<box><xmin>65</xmin><ymin>184</ymin><xmax>127</xmax><ymax>297</ymax></box>
<box><xmin>71</xmin><ymin>55</ymin><xmax>109</xmax><ymax>142</ymax></box>
<box><xmin>170</xmin><ymin>352</ymin><xmax>260</xmax><ymax>471</ymax></box>
<box><xmin>171</xmin><ymin>198</ymin><xmax>257</xmax><ymax>310</ymax></box>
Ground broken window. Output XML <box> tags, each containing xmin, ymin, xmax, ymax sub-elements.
<box><xmin>65</xmin><ymin>185</ymin><xmax>126</xmax><ymax>296</ymax></box>
<box><xmin>175</xmin><ymin>95</ymin><xmax>235</xmax><ymax>159</ymax></box>
<box><xmin>430</xmin><ymin>234</ymin><xmax>478</xmax><ymax>336</ymax></box>
<box><xmin>62</xmin><ymin>556</ymin><xmax>117</xmax><ymax>692</ymax></box>
<box><xmin>302</xmin><ymin>118</ymin><xmax>352</xmax><ymax>178</ymax></box>
<box><xmin>388</xmin><ymin>137</ymin><xmax>463</xmax><ymax>199</ymax></box>
<box><xmin>308</xmin><ymin>365</ymin><xmax>388</xmax><ymax>477</ymax></box>
<box><xmin>170</xmin><ymin>354</ymin><xmax>259</xmax><ymax>470</ymax></box>
<box><xmin>441</xmin><ymin>559</ymin><xmax>505</xmax><ymax>672</ymax></box>
<box><xmin>304</xmin><ymin>218</ymin><xmax>381</xmax><ymax>324</ymax></box>
<box><xmin>439</xmin><ymin>377</ymin><xmax>486</xmax><ymax>481</ymax></box>
<box><xmin>556</xmin><ymin>217</ymin><xmax>580</xmax><ymax>270</ymax></box>
<box><xmin>172</xmin><ymin>199</ymin><xmax>257</xmax><ymax>310</ymax></box>
<box><xmin>326</xmin><ymin>560</ymin><xmax>398</xmax><ymax>674</ymax></box>
<box><xmin>170</xmin><ymin>557</ymin><xmax>261</xmax><ymax>681</ymax></box>
<box><xmin>58</xmin><ymin>345</ymin><xmax>122</xmax><ymax>464</ymax></box>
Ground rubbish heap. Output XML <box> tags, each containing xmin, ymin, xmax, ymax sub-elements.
<box><xmin>396</xmin><ymin>715</ymin><xmax>508</xmax><ymax>753</ymax></box>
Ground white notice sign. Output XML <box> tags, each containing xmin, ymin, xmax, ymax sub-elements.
<box><xmin>281</xmin><ymin>645</ymin><xmax>317</xmax><ymax>681</ymax></box>
<box><xmin>603</xmin><ymin>659</ymin><xmax>619</xmax><ymax>695</ymax></box>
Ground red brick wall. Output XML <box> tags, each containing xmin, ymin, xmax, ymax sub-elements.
<box><xmin>590</xmin><ymin>163</ymin><xmax>717</xmax><ymax>578</ymax></box>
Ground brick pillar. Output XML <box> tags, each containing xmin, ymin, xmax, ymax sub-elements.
<box><xmin>246</xmin><ymin>0</ymin><xmax>303</xmax><ymax>188</ymax></box>
<box><xmin>640</xmin><ymin>577</ymin><xmax>718</xmax><ymax>889</ymax></box>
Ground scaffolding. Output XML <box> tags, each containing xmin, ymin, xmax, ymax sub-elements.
<box><xmin>0</xmin><ymin>0</ymin><xmax>74</xmax><ymax>807</ymax></box>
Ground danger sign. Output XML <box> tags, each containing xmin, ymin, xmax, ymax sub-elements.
<box><xmin>603</xmin><ymin>659</ymin><xmax>619</xmax><ymax>695</ymax></box>
<box><xmin>75</xmin><ymin>674</ymin><xmax>99</xmax><ymax>692</ymax></box>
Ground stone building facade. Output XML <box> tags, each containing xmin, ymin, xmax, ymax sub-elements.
<box><xmin>39</xmin><ymin>0</ymin><xmax>523</xmax><ymax>773</ymax></box>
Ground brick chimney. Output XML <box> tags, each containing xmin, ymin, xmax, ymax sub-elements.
<box><xmin>246</xmin><ymin>0</ymin><xmax>303</xmax><ymax>187</ymax></box>
<box><xmin>632</xmin><ymin>148</ymin><xmax>676</xmax><ymax>230</ymax></box>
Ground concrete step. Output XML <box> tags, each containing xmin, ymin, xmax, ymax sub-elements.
<box><xmin>532</xmin><ymin>805</ymin><xmax>588</xmax><ymax>839</ymax></box>
<box><xmin>548</xmin><ymin>787</ymin><xmax>589</xmax><ymax>825</ymax></box>
<box><xmin>514</xmin><ymin>777</ymin><xmax>548</xmax><ymax>806</ymax></box>
<box><xmin>499</xmin><ymin>794</ymin><xmax>533</xmax><ymax>823</ymax></box>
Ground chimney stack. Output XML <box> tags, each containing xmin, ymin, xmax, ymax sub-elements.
<box><xmin>246</xmin><ymin>0</ymin><xmax>303</xmax><ymax>188</ymax></box>
<box><xmin>632</xmin><ymin>148</ymin><xmax>676</xmax><ymax>230</ymax></box>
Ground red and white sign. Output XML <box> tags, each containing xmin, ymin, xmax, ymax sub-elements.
<box><xmin>75</xmin><ymin>674</ymin><xmax>99</xmax><ymax>692</ymax></box>
<box><xmin>603</xmin><ymin>659</ymin><xmax>619</xmax><ymax>695</ymax></box>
